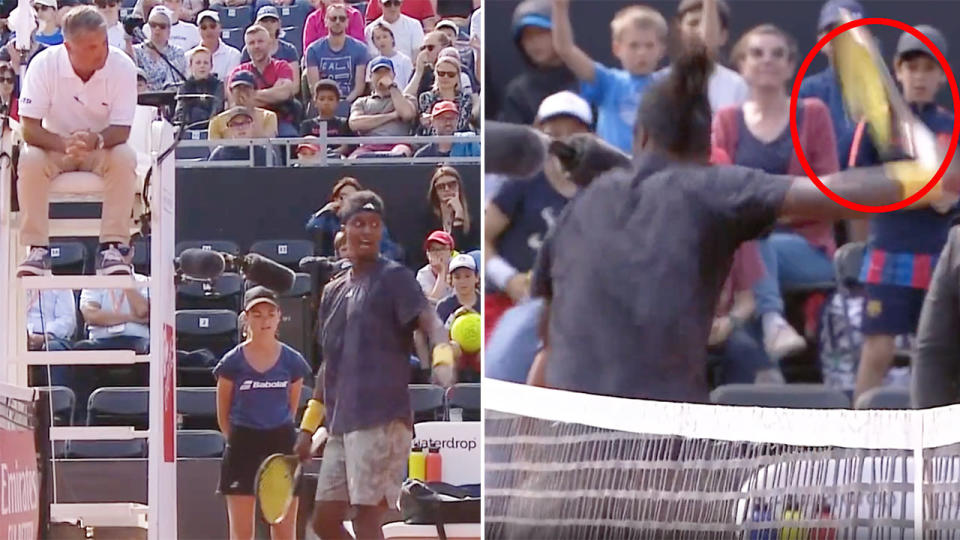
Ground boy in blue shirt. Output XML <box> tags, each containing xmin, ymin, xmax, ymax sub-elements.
<box><xmin>853</xmin><ymin>25</ymin><xmax>956</xmax><ymax>401</ymax></box>
<box><xmin>551</xmin><ymin>0</ymin><xmax>666</xmax><ymax>153</ymax></box>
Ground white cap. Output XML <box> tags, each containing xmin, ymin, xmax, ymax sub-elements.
<box><xmin>449</xmin><ymin>253</ymin><xmax>477</xmax><ymax>273</ymax></box>
<box><xmin>34</xmin><ymin>0</ymin><xmax>57</xmax><ymax>9</ymax></box>
<box><xmin>148</xmin><ymin>5</ymin><xmax>173</xmax><ymax>22</ymax></box>
<box><xmin>536</xmin><ymin>90</ymin><xmax>593</xmax><ymax>127</ymax></box>
<box><xmin>197</xmin><ymin>9</ymin><xmax>219</xmax><ymax>24</ymax></box>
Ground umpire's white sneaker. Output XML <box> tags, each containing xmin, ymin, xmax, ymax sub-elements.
<box><xmin>16</xmin><ymin>246</ymin><xmax>51</xmax><ymax>277</ymax></box>
<box><xmin>763</xmin><ymin>322</ymin><xmax>807</xmax><ymax>360</ymax></box>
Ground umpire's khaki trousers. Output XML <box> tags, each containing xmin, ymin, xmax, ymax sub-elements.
<box><xmin>17</xmin><ymin>143</ymin><xmax>137</xmax><ymax>247</ymax></box>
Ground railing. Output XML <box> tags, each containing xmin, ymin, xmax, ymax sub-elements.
<box><xmin>174</xmin><ymin>134</ymin><xmax>482</xmax><ymax>167</ymax></box>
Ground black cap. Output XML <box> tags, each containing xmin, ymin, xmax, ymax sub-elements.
<box><xmin>896</xmin><ymin>25</ymin><xmax>949</xmax><ymax>60</ymax></box>
<box><xmin>243</xmin><ymin>286</ymin><xmax>279</xmax><ymax>311</ymax></box>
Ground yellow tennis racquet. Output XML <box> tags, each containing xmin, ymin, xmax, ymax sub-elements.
<box><xmin>255</xmin><ymin>427</ymin><xmax>328</xmax><ymax>525</ymax></box>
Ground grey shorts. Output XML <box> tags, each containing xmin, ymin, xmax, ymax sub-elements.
<box><xmin>315</xmin><ymin>419</ymin><xmax>413</xmax><ymax>507</ymax></box>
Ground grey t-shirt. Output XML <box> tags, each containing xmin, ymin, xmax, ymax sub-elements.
<box><xmin>349</xmin><ymin>93</ymin><xmax>412</xmax><ymax>137</ymax></box>
<box><xmin>319</xmin><ymin>257</ymin><xmax>427</xmax><ymax>434</ymax></box>
<box><xmin>533</xmin><ymin>153</ymin><xmax>792</xmax><ymax>403</ymax></box>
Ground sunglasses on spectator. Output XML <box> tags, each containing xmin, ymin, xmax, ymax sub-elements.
<box><xmin>435</xmin><ymin>180</ymin><xmax>458</xmax><ymax>191</ymax></box>
<box><xmin>436</xmin><ymin>70</ymin><xmax>458</xmax><ymax>78</ymax></box>
<box><xmin>747</xmin><ymin>46</ymin><xmax>787</xmax><ymax>60</ymax></box>
<box><xmin>327</xmin><ymin>15</ymin><xmax>347</xmax><ymax>22</ymax></box>
<box><xmin>149</xmin><ymin>21</ymin><xmax>169</xmax><ymax>29</ymax></box>
<box><xmin>0</xmin><ymin>77</ymin><xmax>14</xmax><ymax>84</ymax></box>
<box><xmin>383</xmin><ymin>0</ymin><xmax>401</xmax><ymax>6</ymax></box>
<box><xmin>420</xmin><ymin>44</ymin><xmax>436</xmax><ymax>51</ymax></box>
<box><xmin>427</xmin><ymin>246</ymin><xmax>450</xmax><ymax>254</ymax></box>
<box><xmin>37</xmin><ymin>5</ymin><xmax>55</xmax><ymax>11</ymax></box>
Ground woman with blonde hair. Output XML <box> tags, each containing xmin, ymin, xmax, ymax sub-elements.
<box><xmin>426</xmin><ymin>165</ymin><xmax>477</xmax><ymax>251</ymax></box>
<box><xmin>415</xmin><ymin>53</ymin><xmax>477</xmax><ymax>135</ymax></box>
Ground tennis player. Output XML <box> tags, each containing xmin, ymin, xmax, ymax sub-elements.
<box><xmin>530</xmin><ymin>43</ymin><xmax>960</xmax><ymax>402</ymax></box>
<box><xmin>214</xmin><ymin>286</ymin><xmax>313</xmax><ymax>540</ymax></box>
<box><xmin>294</xmin><ymin>190</ymin><xmax>456</xmax><ymax>540</ymax></box>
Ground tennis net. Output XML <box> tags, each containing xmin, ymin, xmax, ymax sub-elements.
<box><xmin>484</xmin><ymin>379</ymin><xmax>960</xmax><ymax>540</ymax></box>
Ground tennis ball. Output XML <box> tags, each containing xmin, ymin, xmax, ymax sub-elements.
<box><xmin>450</xmin><ymin>312</ymin><xmax>481</xmax><ymax>354</ymax></box>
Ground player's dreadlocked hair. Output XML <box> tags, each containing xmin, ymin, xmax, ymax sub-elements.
<box><xmin>635</xmin><ymin>42</ymin><xmax>713</xmax><ymax>159</ymax></box>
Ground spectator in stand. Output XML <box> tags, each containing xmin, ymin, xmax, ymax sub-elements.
<box><xmin>229</xmin><ymin>25</ymin><xmax>298</xmax><ymax>136</ymax></box>
<box><xmin>178</xmin><ymin>0</ymin><xmax>204</xmax><ymax>23</ymax></box>
<box><xmin>134</xmin><ymin>6</ymin><xmax>187</xmax><ymax>91</ymax></box>
<box><xmin>713</xmin><ymin>24</ymin><xmax>839</xmax><ymax>361</ymax></box>
<box><xmin>853</xmin><ymin>25</ymin><xmax>956</xmax><ymax>401</ymax></box>
<box><xmin>364</xmin><ymin>0</ymin><xmax>435</xmax><ymax>29</ymax></box>
<box><xmin>365</xmin><ymin>22</ymin><xmax>413</xmax><ymax>89</ymax></box>
<box><xmin>241</xmin><ymin>6</ymin><xmax>301</xmax><ymax>91</ymax></box>
<box><xmin>26</xmin><ymin>289</ymin><xmax>76</xmax><ymax>353</ymax></box>
<box><xmin>414</xmin><ymin>100</ymin><xmax>480</xmax><ymax>159</ymax></box>
<box><xmin>404</xmin><ymin>30</ymin><xmax>471</xmax><ymax>97</ymax></box>
<box><xmin>498</xmin><ymin>0</ymin><xmax>575</xmax><ymax>126</ymax></box>
<box><xmin>209</xmin><ymin>106</ymin><xmax>280</xmax><ymax>164</ymax></box>
<box><xmin>0</xmin><ymin>63</ymin><xmax>18</xmax><ymax>121</ymax></box>
<box><xmin>798</xmin><ymin>0</ymin><xmax>866</xmax><ymax>170</ymax></box>
<box><xmin>437</xmin><ymin>253</ymin><xmax>480</xmax><ymax>382</ymax></box>
<box><xmin>347</xmin><ymin>55</ymin><xmax>416</xmax><ymax>158</ymax></box>
<box><xmin>143</xmin><ymin>0</ymin><xmax>200</xmax><ymax>51</ymax></box>
<box><xmin>176</xmin><ymin>46</ymin><xmax>225</xmax><ymax>126</ymax></box>
<box><xmin>484</xmin><ymin>91</ymin><xmax>588</xmax><ymax>331</ymax></box>
<box><xmin>305</xmin><ymin>3</ymin><xmax>369</xmax><ymax>110</ymax></box>
<box><xmin>3</xmin><ymin>29</ymin><xmax>49</xmax><ymax>77</ymax></box>
<box><xmin>34</xmin><ymin>0</ymin><xmax>63</xmax><ymax>46</ymax></box>
<box><xmin>300</xmin><ymin>78</ymin><xmax>353</xmax><ymax>155</ymax></box>
<box><xmin>434</xmin><ymin>19</ymin><xmax>474</xmax><ymax>80</ymax></box>
<box><xmin>426</xmin><ymin>165</ymin><xmax>477</xmax><ymax>251</ymax></box>
<box><xmin>77</xmin><ymin>245</ymin><xmax>150</xmax><ymax>355</ymax></box>
<box><xmin>196</xmin><ymin>10</ymin><xmax>242</xmax><ymax>82</ymax></box>
<box><xmin>417</xmin><ymin>229</ymin><xmax>455</xmax><ymax>304</ymax></box>
<box><xmin>304</xmin><ymin>176</ymin><xmax>402</xmax><ymax>258</ymax></box>
<box><xmin>415</xmin><ymin>52</ymin><xmax>476</xmax><ymax>135</ymax></box>
<box><xmin>302</xmin><ymin>0</ymin><xmax>365</xmax><ymax>51</ymax></box>
<box><xmin>137</xmin><ymin>68</ymin><xmax>149</xmax><ymax>92</ymax></box>
<box><xmin>209</xmin><ymin>71</ymin><xmax>278</xmax><ymax>137</ymax></box>
<box><xmin>131</xmin><ymin>0</ymin><xmax>160</xmax><ymax>19</ymax></box>
<box><xmin>552</xmin><ymin>0</ymin><xmax>666</xmax><ymax>153</ymax></box>
<box><xmin>659</xmin><ymin>0</ymin><xmax>748</xmax><ymax>111</ymax></box>
<box><xmin>364</xmin><ymin>0</ymin><xmax>423</xmax><ymax>63</ymax></box>
<box><xmin>94</xmin><ymin>0</ymin><xmax>126</xmax><ymax>50</ymax></box>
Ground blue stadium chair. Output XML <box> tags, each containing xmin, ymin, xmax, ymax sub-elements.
<box><xmin>86</xmin><ymin>387</ymin><xmax>150</xmax><ymax>428</ymax></box>
<box><xmin>855</xmin><ymin>386</ymin><xmax>911</xmax><ymax>410</ymax></box>
<box><xmin>176</xmin><ymin>130</ymin><xmax>211</xmax><ymax>160</ymax></box>
<box><xmin>177</xmin><ymin>430</ymin><xmax>225</xmax><ymax>458</ymax></box>
<box><xmin>445</xmin><ymin>383</ymin><xmax>480</xmax><ymax>421</ymax></box>
<box><xmin>175</xmin><ymin>309</ymin><xmax>239</xmax><ymax>359</ymax></box>
<box><xmin>409</xmin><ymin>384</ymin><xmax>446</xmax><ymax>422</ymax></box>
<box><xmin>177</xmin><ymin>387</ymin><xmax>218</xmax><ymax>430</ymax></box>
<box><xmin>276</xmin><ymin>272</ymin><xmax>313</xmax><ymax>362</ymax></box>
<box><xmin>132</xmin><ymin>236</ymin><xmax>151</xmax><ymax>275</ymax></box>
<box><xmin>49</xmin><ymin>241</ymin><xmax>88</xmax><ymax>275</ymax></box>
<box><xmin>175</xmin><ymin>239</ymin><xmax>241</xmax><ymax>256</ymax></box>
<box><xmin>36</xmin><ymin>386</ymin><xmax>75</xmax><ymax>426</ymax></box>
<box><xmin>177</xmin><ymin>272</ymin><xmax>244</xmax><ymax>312</ymax></box>
<box><xmin>66</xmin><ymin>440</ymin><xmax>147</xmax><ymax>458</ymax></box>
<box><xmin>214</xmin><ymin>5</ymin><xmax>254</xmax><ymax>29</ymax></box>
<box><xmin>250</xmin><ymin>239</ymin><xmax>315</xmax><ymax>271</ymax></box>
<box><xmin>710</xmin><ymin>384</ymin><xmax>851</xmax><ymax>409</ymax></box>
<box><xmin>221</xmin><ymin>27</ymin><xmax>246</xmax><ymax>51</ymax></box>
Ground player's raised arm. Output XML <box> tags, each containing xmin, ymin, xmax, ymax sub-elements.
<box><xmin>551</xmin><ymin>0</ymin><xmax>597</xmax><ymax>82</ymax></box>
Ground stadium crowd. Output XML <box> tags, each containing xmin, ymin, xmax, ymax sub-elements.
<box><xmin>486</xmin><ymin>0</ymin><xmax>956</xmax><ymax>407</ymax></box>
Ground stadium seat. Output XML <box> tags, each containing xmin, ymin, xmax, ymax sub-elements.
<box><xmin>446</xmin><ymin>383</ymin><xmax>480</xmax><ymax>421</ymax></box>
<box><xmin>409</xmin><ymin>384</ymin><xmax>446</xmax><ymax>422</ymax></box>
<box><xmin>49</xmin><ymin>241</ymin><xmax>88</xmax><ymax>275</ymax></box>
<box><xmin>86</xmin><ymin>387</ymin><xmax>150</xmax><ymax>428</ymax></box>
<box><xmin>221</xmin><ymin>27</ymin><xmax>246</xmax><ymax>51</ymax></box>
<box><xmin>176</xmin><ymin>130</ymin><xmax>211</xmax><ymax>160</ymax></box>
<box><xmin>132</xmin><ymin>236</ymin><xmax>151</xmax><ymax>275</ymax></box>
<box><xmin>834</xmin><ymin>241</ymin><xmax>867</xmax><ymax>288</ymax></box>
<box><xmin>66</xmin><ymin>439</ymin><xmax>147</xmax><ymax>459</ymax></box>
<box><xmin>250</xmin><ymin>239</ymin><xmax>315</xmax><ymax>270</ymax></box>
<box><xmin>214</xmin><ymin>5</ymin><xmax>253</xmax><ymax>29</ymax></box>
<box><xmin>175</xmin><ymin>239</ymin><xmax>241</xmax><ymax>257</ymax></box>
<box><xmin>177</xmin><ymin>272</ymin><xmax>244</xmax><ymax>312</ymax></box>
<box><xmin>710</xmin><ymin>384</ymin><xmax>851</xmax><ymax>409</ymax></box>
<box><xmin>177</xmin><ymin>430</ymin><xmax>225</xmax><ymax>458</ymax></box>
<box><xmin>855</xmin><ymin>386</ymin><xmax>911</xmax><ymax>410</ymax></box>
<box><xmin>276</xmin><ymin>272</ymin><xmax>313</xmax><ymax>361</ymax></box>
<box><xmin>175</xmin><ymin>309</ymin><xmax>239</xmax><ymax>359</ymax></box>
<box><xmin>36</xmin><ymin>386</ymin><xmax>75</xmax><ymax>426</ymax></box>
<box><xmin>177</xmin><ymin>387</ymin><xmax>218</xmax><ymax>429</ymax></box>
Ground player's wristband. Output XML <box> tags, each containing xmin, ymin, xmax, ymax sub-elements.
<box><xmin>299</xmin><ymin>399</ymin><xmax>324</xmax><ymax>434</ymax></box>
<box><xmin>487</xmin><ymin>256</ymin><xmax>518</xmax><ymax>290</ymax></box>
<box><xmin>432</xmin><ymin>343</ymin><xmax>455</xmax><ymax>368</ymax></box>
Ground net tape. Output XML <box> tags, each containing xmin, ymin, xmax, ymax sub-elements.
<box><xmin>484</xmin><ymin>379</ymin><xmax>960</xmax><ymax>539</ymax></box>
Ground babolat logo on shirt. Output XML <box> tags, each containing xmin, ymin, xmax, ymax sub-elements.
<box><xmin>237</xmin><ymin>380</ymin><xmax>289</xmax><ymax>391</ymax></box>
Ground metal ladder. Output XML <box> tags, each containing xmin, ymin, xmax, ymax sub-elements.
<box><xmin>0</xmin><ymin>105</ymin><xmax>179</xmax><ymax>539</ymax></box>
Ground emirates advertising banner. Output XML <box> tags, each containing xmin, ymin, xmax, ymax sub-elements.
<box><xmin>0</xmin><ymin>428</ymin><xmax>39</xmax><ymax>539</ymax></box>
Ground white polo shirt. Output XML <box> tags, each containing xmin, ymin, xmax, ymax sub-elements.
<box><xmin>364</xmin><ymin>14</ymin><xmax>424</xmax><ymax>66</ymax></box>
<box><xmin>208</xmin><ymin>40</ymin><xmax>242</xmax><ymax>82</ymax></box>
<box><xmin>19</xmin><ymin>45</ymin><xmax>138</xmax><ymax>137</ymax></box>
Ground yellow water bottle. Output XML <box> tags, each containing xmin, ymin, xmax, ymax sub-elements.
<box><xmin>408</xmin><ymin>443</ymin><xmax>426</xmax><ymax>481</ymax></box>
